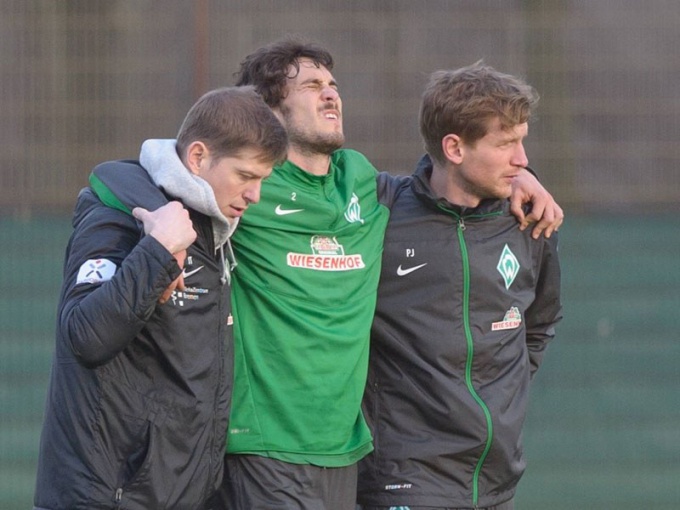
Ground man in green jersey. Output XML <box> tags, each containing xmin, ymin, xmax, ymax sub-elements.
<box><xmin>215</xmin><ymin>37</ymin><xmax>562</xmax><ymax>510</ymax></box>
<box><xmin>90</xmin><ymin>36</ymin><xmax>563</xmax><ymax>510</ymax></box>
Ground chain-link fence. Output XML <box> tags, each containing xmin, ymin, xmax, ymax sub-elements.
<box><xmin>2</xmin><ymin>1</ymin><xmax>679</xmax><ymax>508</ymax></box>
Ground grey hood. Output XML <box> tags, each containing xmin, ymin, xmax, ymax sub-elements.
<box><xmin>139</xmin><ymin>138</ymin><xmax>238</xmax><ymax>248</ymax></box>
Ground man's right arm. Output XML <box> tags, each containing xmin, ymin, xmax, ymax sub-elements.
<box><xmin>90</xmin><ymin>160</ymin><xmax>186</xmax><ymax>303</ymax></box>
<box><xmin>59</xmin><ymin>162</ymin><xmax>194</xmax><ymax>367</ymax></box>
<box><xmin>58</xmin><ymin>198</ymin><xmax>186</xmax><ymax>367</ymax></box>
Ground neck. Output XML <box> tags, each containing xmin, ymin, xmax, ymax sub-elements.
<box><xmin>429</xmin><ymin>161</ymin><xmax>480</xmax><ymax>208</ymax></box>
<box><xmin>287</xmin><ymin>147</ymin><xmax>332</xmax><ymax>176</ymax></box>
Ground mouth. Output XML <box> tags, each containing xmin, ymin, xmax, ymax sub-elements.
<box><xmin>229</xmin><ymin>205</ymin><xmax>246</xmax><ymax>218</ymax></box>
<box><xmin>321</xmin><ymin>107</ymin><xmax>340</xmax><ymax>120</ymax></box>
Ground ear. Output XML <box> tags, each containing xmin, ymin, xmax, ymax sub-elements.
<box><xmin>185</xmin><ymin>141</ymin><xmax>209</xmax><ymax>176</ymax></box>
<box><xmin>442</xmin><ymin>134</ymin><xmax>464</xmax><ymax>165</ymax></box>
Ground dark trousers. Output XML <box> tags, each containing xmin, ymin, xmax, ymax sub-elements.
<box><xmin>208</xmin><ymin>453</ymin><xmax>358</xmax><ymax>510</ymax></box>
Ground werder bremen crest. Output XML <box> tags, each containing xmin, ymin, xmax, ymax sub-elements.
<box><xmin>497</xmin><ymin>244</ymin><xmax>520</xmax><ymax>289</ymax></box>
<box><xmin>344</xmin><ymin>193</ymin><xmax>364</xmax><ymax>224</ymax></box>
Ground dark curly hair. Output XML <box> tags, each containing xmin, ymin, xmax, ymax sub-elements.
<box><xmin>234</xmin><ymin>35</ymin><xmax>334</xmax><ymax>108</ymax></box>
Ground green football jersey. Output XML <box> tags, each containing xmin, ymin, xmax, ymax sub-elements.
<box><xmin>227</xmin><ymin>149</ymin><xmax>390</xmax><ymax>466</ymax></box>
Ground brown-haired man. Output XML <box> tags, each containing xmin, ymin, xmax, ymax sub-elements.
<box><xmin>358</xmin><ymin>62</ymin><xmax>563</xmax><ymax>510</ymax></box>
<box><xmin>33</xmin><ymin>86</ymin><xmax>287</xmax><ymax>510</ymax></box>
<box><xmin>89</xmin><ymin>39</ymin><xmax>563</xmax><ymax>510</ymax></box>
<box><xmin>218</xmin><ymin>40</ymin><xmax>562</xmax><ymax>510</ymax></box>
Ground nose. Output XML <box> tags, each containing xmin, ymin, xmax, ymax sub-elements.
<box><xmin>512</xmin><ymin>142</ymin><xmax>529</xmax><ymax>169</ymax></box>
<box><xmin>243</xmin><ymin>182</ymin><xmax>262</xmax><ymax>205</ymax></box>
<box><xmin>322</xmin><ymin>85</ymin><xmax>340</xmax><ymax>102</ymax></box>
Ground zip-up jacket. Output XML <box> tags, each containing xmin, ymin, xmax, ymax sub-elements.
<box><xmin>34</xmin><ymin>159</ymin><xmax>232</xmax><ymax>510</ymax></box>
<box><xmin>358</xmin><ymin>155</ymin><xmax>562</xmax><ymax>508</ymax></box>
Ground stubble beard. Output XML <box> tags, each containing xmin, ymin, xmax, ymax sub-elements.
<box><xmin>287</xmin><ymin>125</ymin><xmax>345</xmax><ymax>157</ymax></box>
<box><xmin>280</xmin><ymin>106</ymin><xmax>345</xmax><ymax>156</ymax></box>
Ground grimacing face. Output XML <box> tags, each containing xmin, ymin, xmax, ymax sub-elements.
<box><xmin>275</xmin><ymin>58</ymin><xmax>344</xmax><ymax>156</ymax></box>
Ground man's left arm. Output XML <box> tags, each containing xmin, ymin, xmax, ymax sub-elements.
<box><xmin>525</xmin><ymin>234</ymin><xmax>563</xmax><ymax>377</ymax></box>
<box><xmin>510</xmin><ymin>168</ymin><xmax>564</xmax><ymax>239</ymax></box>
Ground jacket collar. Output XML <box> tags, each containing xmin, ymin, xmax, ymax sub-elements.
<box><xmin>411</xmin><ymin>154</ymin><xmax>507</xmax><ymax>217</ymax></box>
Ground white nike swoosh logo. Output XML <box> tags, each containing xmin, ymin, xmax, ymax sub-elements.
<box><xmin>275</xmin><ymin>205</ymin><xmax>304</xmax><ymax>215</ymax></box>
<box><xmin>396</xmin><ymin>263</ymin><xmax>427</xmax><ymax>276</ymax></box>
<box><xmin>181</xmin><ymin>266</ymin><xmax>204</xmax><ymax>279</ymax></box>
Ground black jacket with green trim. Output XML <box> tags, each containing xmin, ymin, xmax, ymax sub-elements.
<box><xmin>34</xmin><ymin>160</ymin><xmax>232</xmax><ymax>510</ymax></box>
<box><xmin>358</xmin><ymin>155</ymin><xmax>562</xmax><ymax>508</ymax></box>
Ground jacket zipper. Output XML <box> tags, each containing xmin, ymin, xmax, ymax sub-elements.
<box><xmin>114</xmin><ymin>487</ymin><xmax>123</xmax><ymax>509</ymax></box>
<box><xmin>457</xmin><ymin>217</ymin><xmax>494</xmax><ymax>508</ymax></box>
<box><xmin>205</xmin><ymin>244</ymin><xmax>229</xmax><ymax>502</ymax></box>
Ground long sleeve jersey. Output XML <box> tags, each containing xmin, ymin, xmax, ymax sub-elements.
<box><xmin>227</xmin><ymin>149</ymin><xmax>390</xmax><ymax>466</ymax></box>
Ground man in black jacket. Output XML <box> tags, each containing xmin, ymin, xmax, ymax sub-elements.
<box><xmin>358</xmin><ymin>62</ymin><xmax>563</xmax><ymax>510</ymax></box>
<box><xmin>33</xmin><ymin>87</ymin><xmax>287</xmax><ymax>510</ymax></box>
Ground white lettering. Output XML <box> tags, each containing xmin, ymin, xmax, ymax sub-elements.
<box><xmin>286</xmin><ymin>253</ymin><xmax>366</xmax><ymax>271</ymax></box>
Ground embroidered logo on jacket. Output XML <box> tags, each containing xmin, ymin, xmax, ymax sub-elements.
<box><xmin>286</xmin><ymin>236</ymin><xmax>365</xmax><ymax>271</ymax></box>
<box><xmin>170</xmin><ymin>286</ymin><xmax>209</xmax><ymax>307</ymax></box>
<box><xmin>344</xmin><ymin>193</ymin><xmax>364</xmax><ymax>224</ymax></box>
<box><xmin>497</xmin><ymin>244</ymin><xmax>520</xmax><ymax>289</ymax></box>
<box><xmin>76</xmin><ymin>259</ymin><xmax>117</xmax><ymax>284</ymax></box>
<box><xmin>396</xmin><ymin>263</ymin><xmax>427</xmax><ymax>276</ymax></box>
<box><xmin>181</xmin><ymin>266</ymin><xmax>204</xmax><ymax>279</ymax></box>
<box><xmin>492</xmin><ymin>306</ymin><xmax>523</xmax><ymax>331</ymax></box>
<box><xmin>171</xmin><ymin>256</ymin><xmax>209</xmax><ymax>306</ymax></box>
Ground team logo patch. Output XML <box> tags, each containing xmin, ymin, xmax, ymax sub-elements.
<box><xmin>76</xmin><ymin>259</ymin><xmax>117</xmax><ymax>284</ymax></box>
<box><xmin>497</xmin><ymin>244</ymin><xmax>520</xmax><ymax>289</ymax></box>
<box><xmin>286</xmin><ymin>236</ymin><xmax>365</xmax><ymax>271</ymax></box>
<box><xmin>492</xmin><ymin>306</ymin><xmax>523</xmax><ymax>331</ymax></box>
<box><xmin>344</xmin><ymin>193</ymin><xmax>364</xmax><ymax>224</ymax></box>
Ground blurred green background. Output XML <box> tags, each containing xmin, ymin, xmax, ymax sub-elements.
<box><xmin>2</xmin><ymin>1</ymin><xmax>679</xmax><ymax>508</ymax></box>
<box><xmin>5</xmin><ymin>215</ymin><xmax>678</xmax><ymax>509</ymax></box>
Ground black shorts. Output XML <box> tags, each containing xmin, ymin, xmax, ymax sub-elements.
<box><xmin>358</xmin><ymin>501</ymin><xmax>514</xmax><ymax>510</ymax></box>
<box><xmin>208</xmin><ymin>453</ymin><xmax>358</xmax><ymax>510</ymax></box>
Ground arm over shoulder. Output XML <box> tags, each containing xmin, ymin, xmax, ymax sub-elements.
<box><xmin>90</xmin><ymin>160</ymin><xmax>169</xmax><ymax>214</ymax></box>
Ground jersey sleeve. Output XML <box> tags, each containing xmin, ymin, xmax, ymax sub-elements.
<box><xmin>89</xmin><ymin>160</ymin><xmax>169</xmax><ymax>215</ymax></box>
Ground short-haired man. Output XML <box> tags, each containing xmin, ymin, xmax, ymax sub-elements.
<box><xmin>33</xmin><ymin>87</ymin><xmax>287</xmax><ymax>510</ymax></box>
<box><xmin>90</xmin><ymin>39</ymin><xmax>563</xmax><ymax>510</ymax></box>
<box><xmin>357</xmin><ymin>62</ymin><xmax>563</xmax><ymax>510</ymax></box>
